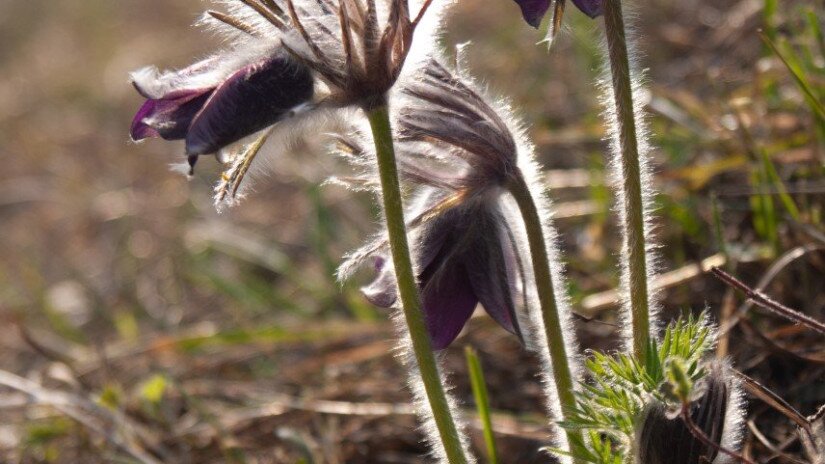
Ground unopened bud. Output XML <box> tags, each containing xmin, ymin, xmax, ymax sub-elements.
<box><xmin>638</xmin><ymin>364</ymin><xmax>731</xmax><ymax>464</ymax></box>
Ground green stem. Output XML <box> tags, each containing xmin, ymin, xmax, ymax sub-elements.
<box><xmin>465</xmin><ymin>347</ymin><xmax>499</xmax><ymax>464</ymax></box>
<box><xmin>603</xmin><ymin>0</ymin><xmax>651</xmax><ymax>363</ymax></box>
<box><xmin>365</xmin><ymin>103</ymin><xmax>469</xmax><ymax>464</ymax></box>
<box><xmin>507</xmin><ymin>174</ymin><xmax>583</xmax><ymax>461</ymax></box>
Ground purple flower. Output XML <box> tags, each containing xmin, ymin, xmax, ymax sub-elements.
<box><xmin>362</xmin><ymin>193</ymin><xmax>526</xmax><ymax>349</ymax></box>
<box><xmin>131</xmin><ymin>0</ymin><xmax>438</xmax><ymax>180</ymax></box>
<box><xmin>130</xmin><ymin>51</ymin><xmax>314</xmax><ymax>167</ymax></box>
<box><xmin>338</xmin><ymin>58</ymin><xmax>534</xmax><ymax>350</ymax></box>
<box><xmin>513</xmin><ymin>0</ymin><xmax>602</xmax><ymax>29</ymax></box>
<box><xmin>638</xmin><ymin>364</ymin><xmax>733</xmax><ymax>464</ymax></box>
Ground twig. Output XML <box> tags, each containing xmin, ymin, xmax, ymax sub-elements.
<box><xmin>710</xmin><ymin>266</ymin><xmax>825</xmax><ymax>337</ymax></box>
<box><xmin>747</xmin><ymin>420</ymin><xmax>809</xmax><ymax>464</ymax></box>
<box><xmin>718</xmin><ymin>245</ymin><xmax>823</xmax><ymax>336</ymax></box>
<box><xmin>732</xmin><ymin>369</ymin><xmax>810</xmax><ymax>432</ymax></box>
<box><xmin>681</xmin><ymin>402</ymin><xmax>757</xmax><ymax>464</ymax></box>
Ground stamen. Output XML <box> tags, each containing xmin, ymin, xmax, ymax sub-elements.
<box><xmin>214</xmin><ymin>128</ymin><xmax>275</xmax><ymax>205</ymax></box>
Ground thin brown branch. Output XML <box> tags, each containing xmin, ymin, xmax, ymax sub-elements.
<box><xmin>732</xmin><ymin>369</ymin><xmax>811</xmax><ymax>431</ymax></box>
<box><xmin>710</xmin><ymin>266</ymin><xmax>825</xmax><ymax>337</ymax></box>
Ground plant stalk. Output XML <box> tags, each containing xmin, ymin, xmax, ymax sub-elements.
<box><xmin>365</xmin><ymin>103</ymin><xmax>469</xmax><ymax>464</ymax></box>
<box><xmin>507</xmin><ymin>173</ymin><xmax>583</xmax><ymax>462</ymax></box>
<box><xmin>603</xmin><ymin>0</ymin><xmax>651</xmax><ymax>363</ymax></box>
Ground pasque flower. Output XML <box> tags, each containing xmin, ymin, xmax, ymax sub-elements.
<box><xmin>339</xmin><ymin>57</ymin><xmax>583</xmax><ymax>454</ymax></box>
<box><xmin>338</xmin><ymin>59</ymin><xmax>537</xmax><ymax>349</ymax></box>
<box><xmin>362</xmin><ymin>190</ymin><xmax>527</xmax><ymax>349</ymax></box>
<box><xmin>130</xmin><ymin>0</ymin><xmax>436</xmax><ymax>173</ymax></box>
<box><xmin>130</xmin><ymin>51</ymin><xmax>314</xmax><ymax>170</ymax></box>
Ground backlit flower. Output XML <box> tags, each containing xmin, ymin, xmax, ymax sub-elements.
<box><xmin>337</xmin><ymin>58</ymin><xmax>540</xmax><ymax>349</ymax></box>
<box><xmin>279</xmin><ymin>0</ymin><xmax>438</xmax><ymax>109</ymax></box>
<box><xmin>130</xmin><ymin>0</ymin><xmax>438</xmax><ymax>179</ymax></box>
<box><xmin>130</xmin><ymin>51</ymin><xmax>314</xmax><ymax>170</ymax></box>
<box><xmin>362</xmin><ymin>190</ymin><xmax>526</xmax><ymax>349</ymax></box>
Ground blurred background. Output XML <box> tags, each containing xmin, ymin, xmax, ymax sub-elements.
<box><xmin>0</xmin><ymin>0</ymin><xmax>823</xmax><ymax>462</ymax></box>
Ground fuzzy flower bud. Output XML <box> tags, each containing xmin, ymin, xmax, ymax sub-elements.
<box><xmin>638</xmin><ymin>363</ymin><xmax>744</xmax><ymax>464</ymax></box>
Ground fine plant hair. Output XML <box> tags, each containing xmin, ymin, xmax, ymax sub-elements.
<box><xmin>716</xmin><ymin>361</ymin><xmax>747</xmax><ymax>464</ymax></box>
<box><xmin>597</xmin><ymin>2</ymin><xmax>662</xmax><ymax>352</ymax></box>
<box><xmin>500</xmin><ymin>161</ymin><xmax>583</xmax><ymax>461</ymax></box>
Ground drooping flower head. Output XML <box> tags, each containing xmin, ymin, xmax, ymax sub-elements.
<box><xmin>337</xmin><ymin>58</ymin><xmax>541</xmax><ymax>349</ymax></box>
<box><xmin>130</xmin><ymin>0</ymin><xmax>438</xmax><ymax>175</ymax></box>
<box><xmin>361</xmin><ymin>189</ymin><xmax>528</xmax><ymax>349</ymax></box>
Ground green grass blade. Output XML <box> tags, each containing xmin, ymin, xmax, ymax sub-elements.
<box><xmin>465</xmin><ymin>347</ymin><xmax>499</xmax><ymax>464</ymax></box>
<box><xmin>806</xmin><ymin>10</ymin><xmax>825</xmax><ymax>60</ymax></box>
<box><xmin>759</xmin><ymin>149</ymin><xmax>801</xmax><ymax>220</ymax></box>
<box><xmin>763</xmin><ymin>0</ymin><xmax>777</xmax><ymax>40</ymax></box>
<box><xmin>760</xmin><ymin>31</ymin><xmax>825</xmax><ymax>123</ymax></box>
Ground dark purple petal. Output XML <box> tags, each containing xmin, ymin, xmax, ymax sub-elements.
<box><xmin>571</xmin><ymin>0</ymin><xmax>602</xmax><ymax>18</ymax></box>
<box><xmin>185</xmin><ymin>54</ymin><xmax>314</xmax><ymax>155</ymax></box>
<box><xmin>130</xmin><ymin>89</ymin><xmax>214</xmax><ymax>142</ymax></box>
<box><xmin>361</xmin><ymin>256</ymin><xmax>398</xmax><ymax>308</ymax></box>
<box><xmin>465</xmin><ymin>227</ymin><xmax>523</xmax><ymax>342</ymax></box>
<box><xmin>420</xmin><ymin>259</ymin><xmax>478</xmax><ymax>350</ymax></box>
<box><xmin>415</xmin><ymin>204</ymin><xmax>459</xmax><ymax>271</ymax></box>
<box><xmin>513</xmin><ymin>0</ymin><xmax>551</xmax><ymax>28</ymax></box>
<box><xmin>130</xmin><ymin>100</ymin><xmax>161</xmax><ymax>140</ymax></box>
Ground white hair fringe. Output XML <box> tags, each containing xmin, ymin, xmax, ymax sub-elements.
<box><xmin>597</xmin><ymin>1</ymin><xmax>663</xmax><ymax>351</ymax></box>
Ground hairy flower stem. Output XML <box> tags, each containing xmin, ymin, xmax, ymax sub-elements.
<box><xmin>365</xmin><ymin>103</ymin><xmax>470</xmax><ymax>464</ymax></box>
<box><xmin>603</xmin><ymin>0</ymin><xmax>651</xmax><ymax>362</ymax></box>
<box><xmin>507</xmin><ymin>174</ymin><xmax>582</xmax><ymax>461</ymax></box>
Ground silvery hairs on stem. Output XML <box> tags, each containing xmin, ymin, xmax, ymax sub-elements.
<box><xmin>334</xmin><ymin>56</ymin><xmax>581</xmax><ymax>446</ymax></box>
<box><xmin>597</xmin><ymin>7</ymin><xmax>663</xmax><ymax>350</ymax></box>
<box><xmin>129</xmin><ymin>0</ymin><xmax>443</xmax><ymax>210</ymax></box>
